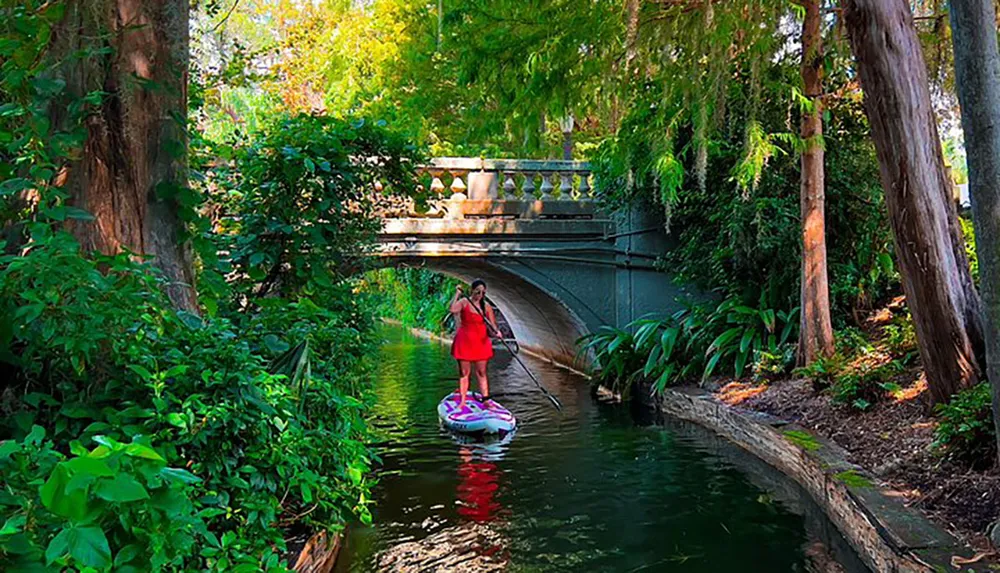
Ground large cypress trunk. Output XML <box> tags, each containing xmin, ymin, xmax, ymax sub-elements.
<box><xmin>796</xmin><ymin>0</ymin><xmax>834</xmax><ymax>366</ymax></box>
<box><xmin>50</xmin><ymin>0</ymin><xmax>197</xmax><ymax>311</ymax></box>
<box><xmin>948</xmin><ymin>0</ymin><xmax>1000</xmax><ymax>456</ymax></box>
<box><xmin>842</xmin><ymin>0</ymin><xmax>982</xmax><ymax>404</ymax></box>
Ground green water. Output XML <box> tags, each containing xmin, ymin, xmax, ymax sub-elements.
<box><xmin>335</xmin><ymin>326</ymin><xmax>869</xmax><ymax>572</ymax></box>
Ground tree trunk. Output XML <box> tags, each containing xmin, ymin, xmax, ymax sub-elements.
<box><xmin>625</xmin><ymin>0</ymin><xmax>640</xmax><ymax>72</ymax></box>
<box><xmin>948</xmin><ymin>0</ymin><xmax>1000</xmax><ymax>456</ymax></box>
<box><xmin>49</xmin><ymin>0</ymin><xmax>197</xmax><ymax>312</ymax></box>
<box><xmin>842</xmin><ymin>0</ymin><xmax>982</xmax><ymax>405</ymax></box>
<box><xmin>797</xmin><ymin>0</ymin><xmax>835</xmax><ymax>366</ymax></box>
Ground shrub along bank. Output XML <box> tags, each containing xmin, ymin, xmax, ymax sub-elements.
<box><xmin>0</xmin><ymin>114</ymin><xmax>418</xmax><ymax>571</ymax></box>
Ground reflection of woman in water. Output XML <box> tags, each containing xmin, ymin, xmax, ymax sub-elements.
<box><xmin>455</xmin><ymin>446</ymin><xmax>501</xmax><ymax>523</ymax></box>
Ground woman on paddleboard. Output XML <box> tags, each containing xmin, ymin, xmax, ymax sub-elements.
<box><xmin>448</xmin><ymin>279</ymin><xmax>498</xmax><ymax>411</ymax></box>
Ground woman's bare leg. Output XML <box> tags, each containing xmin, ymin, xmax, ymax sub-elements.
<box><xmin>458</xmin><ymin>360</ymin><xmax>472</xmax><ymax>407</ymax></box>
<box><xmin>474</xmin><ymin>360</ymin><xmax>490</xmax><ymax>400</ymax></box>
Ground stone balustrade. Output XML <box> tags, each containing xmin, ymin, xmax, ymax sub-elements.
<box><xmin>378</xmin><ymin>157</ymin><xmax>597</xmax><ymax>220</ymax></box>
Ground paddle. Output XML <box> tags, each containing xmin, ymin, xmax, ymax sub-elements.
<box><xmin>460</xmin><ymin>294</ymin><xmax>564</xmax><ymax>411</ymax></box>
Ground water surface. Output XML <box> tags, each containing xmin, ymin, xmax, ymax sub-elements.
<box><xmin>335</xmin><ymin>326</ymin><xmax>868</xmax><ymax>572</ymax></box>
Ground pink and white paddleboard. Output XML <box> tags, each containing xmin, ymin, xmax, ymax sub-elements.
<box><xmin>437</xmin><ymin>392</ymin><xmax>516</xmax><ymax>434</ymax></box>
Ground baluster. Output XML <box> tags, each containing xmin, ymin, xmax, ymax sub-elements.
<box><xmin>522</xmin><ymin>172</ymin><xmax>537</xmax><ymax>200</ymax></box>
<box><xmin>424</xmin><ymin>170</ymin><xmax>444</xmax><ymax>217</ymax></box>
<box><xmin>502</xmin><ymin>172</ymin><xmax>517</xmax><ymax>199</ymax></box>
<box><xmin>429</xmin><ymin>170</ymin><xmax>446</xmax><ymax>196</ymax></box>
<box><xmin>538</xmin><ymin>172</ymin><xmax>554</xmax><ymax>200</ymax></box>
<box><xmin>558</xmin><ymin>172</ymin><xmax>572</xmax><ymax>199</ymax></box>
<box><xmin>578</xmin><ymin>171</ymin><xmax>592</xmax><ymax>201</ymax></box>
<box><xmin>449</xmin><ymin>170</ymin><xmax>468</xmax><ymax>200</ymax></box>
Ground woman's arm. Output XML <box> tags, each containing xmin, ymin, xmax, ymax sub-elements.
<box><xmin>448</xmin><ymin>285</ymin><xmax>465</xmax><ymax>314</ymax></box>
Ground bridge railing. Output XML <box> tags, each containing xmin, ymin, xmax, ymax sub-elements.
<box><xmin>377</xmin><ymin>157</ymin><xmax>598</xmax><ymax>220</ymax></box>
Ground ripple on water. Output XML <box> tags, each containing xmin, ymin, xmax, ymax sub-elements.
<box><xmin>334</xmin><ymin>326</ymin><xmax>870</xmax><ymax>573</ymax></box>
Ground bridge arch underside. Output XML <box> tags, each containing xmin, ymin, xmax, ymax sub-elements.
<box><xmin>382</xmin><ymin>257</ymin><xmax>594</xmax><ymax>369</ymax></box>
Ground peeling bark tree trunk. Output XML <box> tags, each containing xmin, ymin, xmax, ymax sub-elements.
<box><xmin>797</xmin><ymin>0</ymin><xmax>835</xmax><ymax>366</ymax></box>
<box><xmin>947</xmin><ymin>0</ymin><xmax>1000</xmax><ymax>457</ymax></box>
<box><xmin>49</xmin><ymin>0</ymin><xmax>197</xmax><ymax>311</ymax></box>
<box><xmin>842</xmin><ymin>0</ymin><xmax>983</xmax><ymax>404</ymax></box>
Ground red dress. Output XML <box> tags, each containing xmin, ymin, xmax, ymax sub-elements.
<box><xmin>451</xmin><ymin>302</ymin><xmax>494</xmax><ymax>361</ymax></box>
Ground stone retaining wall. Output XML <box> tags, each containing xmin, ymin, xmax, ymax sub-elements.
<box><xmin>656</xmin><ymin>387</ymin><xmax>988</xmax><ymax>573</ymax></box>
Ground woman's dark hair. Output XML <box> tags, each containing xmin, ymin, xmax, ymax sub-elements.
<box><xmin>470</xmin><ymin>279</ymin><xmax>487</xmax><ymax>315</ymax></box>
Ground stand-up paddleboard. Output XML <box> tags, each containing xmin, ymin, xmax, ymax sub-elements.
<box><xmin>438</xmin><ymin>392</ymin><xmax>516</xmax><ymax>434</ymax></box>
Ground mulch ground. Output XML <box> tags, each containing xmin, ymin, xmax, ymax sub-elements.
<box><xmin>717</xmin><ymin>375</ymin><xmax>1000</xmax><ymax>554</ymax></box>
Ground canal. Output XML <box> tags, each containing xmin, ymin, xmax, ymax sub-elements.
<box><xmin>334</xmin><ymin>326</ymin><xmax>868</xmax><ymax>572</ymax></box>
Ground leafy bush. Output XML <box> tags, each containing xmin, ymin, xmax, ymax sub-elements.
<box><xmin>579</xmin><ymin>295</ymin><xmax>799</xmax><ymax>395</ymax></box>
<box><xmin>961</xmin><ymin>216</ymin><xmax>978</xmax><ymax>286</ymax></box>
<box><xmin>700</xmin><ymin>296</ymin><xmax>799</xmax><ymax>381</ymax></box>
<box><xmin>0</xmin><ymin>230</ymin><xmax>377</xmax><ymax>568</ymax></box>
<box><xmin>796</xmin><ymin>317</ymin><xmax>917</xmax><ymax>403</ymax></box>
<box><xmin>0</xmin><ymin>111</ymin><xmax>422</xmax><ymax>569</ymax></box>
<box><xmin>752</xmin><ymin>343</ymin><xmax>797</xmax><ymax>382</ymax></box>
<box><xmin>363</xmin><ymin>267</ymin><xmax>461</xmax><ymax>333</ymax></box>
<box><xmin>834</xmin><ymin>326</ymin><xmax>874</xmax><ymax>356</ymax></box>
<box><xmin>793</xmin><ymin>352</ymin><xmax>847</xmax><ymax>392</ymax></box>
<box><xmin>829</xmin><ymin>360</ymin><xmax>905</xmax><ymax>411</ymax></box>
<box><xmin>578</xmin><ymin>325</ymin><xmax>647</xmax><ymax>397</ymax></box>
<box><xmin>202</xmin><ymin>114</ymin><xmax>419</xmax><ymax>311</ymax></box>
<box><xmin>0</xmin><ymin>428</ymin><xmax>222</xmax><ymax>572</ymax></box>
<box><xmin>0</xmin><ymin>0</ymin><xmax>98</xmax><ymax>236</ymax></box>
<box><xmin>883</xmin><ymin>312</ymin><xmax>918</xmax><ymax>358</ymax></box>
<box><xmin>934</xmin><ymin>383</ymin><xmax>995</xmax><ymax>468</ymax></box>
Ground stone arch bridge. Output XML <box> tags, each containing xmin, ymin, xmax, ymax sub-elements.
<box><xmin>377</xmin><ymin>158</ymin><xmax>700</xmax><ymax>369</ymax></box>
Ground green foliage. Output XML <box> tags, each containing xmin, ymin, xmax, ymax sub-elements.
<box><xmin>579</xmin><ymin>295</ymin><xmax>798</xmax><ymax>395</ymax></box>
<box><xmin>363</xmin><ymin>267</ymin><xmax>461</xmax><ymax>333</ymax></box>
<box><xmin>0</xmin><ymin>0</ymin><xmax>102</xmax><ymax>232</ymax></box>
<box><xmin>834</xmin><ymin>327</ymin><xmax>874</xmax><ymax>356</ymax></box>
<box><xmin>752</xmin><ymin>344</ymin><xmax>797</xmax><ymax>382</ymax></box>
<box><xmin>829</xmin><ymin>361</ymin><xmax>905</xmax><ymax>411</ymax></box>
<box><xmin>577</xmin><ymin>325</ymin><xmax>646</xmax><ymax>397</ymax></box>
<box><xmin>883</xmin><ymin>312</ymin><xmax>918</xmax><ymax>358</ymax></box>
<box><xmin>206</xmin><ymin>115</ymin><xmax>420</xmax><ymax>306</ymax></box>
<box><xmin>0</xmin><ymin>104</ymin><xmax>422</xmax><ymax>568</ymax></box>
<box><xmin>794</xmin><ymin>314</ymin><xmax>919</xmax><ymax>409</ymax></box>
<box><xmin>700</xmin><ymin>296</ymin><xmax>799</xmax><ymax>381</ymax></box>
<box><xmin>960</xmin><ymin>216</ymin><xmax>978</xmax><ymax>286</ymax></box>
<box><xmin>934</xmin><ymin>383</ymin><xmax>995</xmax><ymax>468</ymax></box>
<box><xmin>646</xmin><ymin>94</ymin><xmax>896</xmax><ymax>322</ymax></box>
<box><xmin>591</xmin><ymin>100</ymin><xmax>686</xmax><ymax>215</ymax></box>
<box><xmin>0</xmin><ymin>428</ymin><xmax>218</xmax><ymax>572</ymax></box>
<box><xmin>793</xmin><ymin>352</ymin><xmax>847</xmax><ymax>392</ymax></box>
<box><xmin>0</xmin><ymin>227</ymin><xmax>379</xmax><ymax>569</ymax></box>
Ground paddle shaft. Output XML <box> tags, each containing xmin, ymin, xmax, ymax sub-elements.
<box><xmin>459</xmin><ymin>294</ymin><xmax>563</xmax><ymax>411</ymax></box>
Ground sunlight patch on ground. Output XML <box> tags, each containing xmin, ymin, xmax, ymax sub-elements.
<box><xmin>717</xmin><ymin>381</ymin><xmax>768</xmax><ymax>405</ymax></box>
<box><xmin>893</xmin><ymin>376</ymin><xmax>927</xmax><ymax>403</ymax></box>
